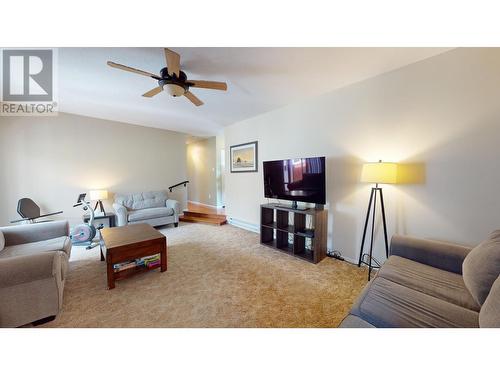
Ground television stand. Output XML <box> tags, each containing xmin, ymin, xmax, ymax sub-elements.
<box><xmin>275</xmin><ymin>201</ymin><xmax>308</xmax><ymax>211</ymax></box>
<box><xmin>260</xmin><ymin>203</ymin><xmax>327</xmax><ymax>264</ymax></box>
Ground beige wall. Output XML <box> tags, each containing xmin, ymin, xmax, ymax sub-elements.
<box><xmin>0</xmin><ymin>112</ymin><xmax>188</xmax><ymax>226</ymax></box>
<box><xmin>224</xmin><ymin>48</ymin><xmax>500</xmax><ymax>263</ymax></box>
<box><xmin>187</xmin><ymin>137</ymin><xmax>217</xmax><ymax>206</ymax></box>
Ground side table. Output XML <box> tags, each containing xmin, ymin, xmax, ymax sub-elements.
<box><xmin>83</xmin><ymin>212</ymin><xmax>116</xmax><ymax>228</ymax></box>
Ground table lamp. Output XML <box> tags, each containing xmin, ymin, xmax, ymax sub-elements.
<box><xmin>358</xmin><ymin>160</ymin><xmax>398</xmax><ymax>280</ymax></box>
<box><xmin>89</xmin><ymin>189</ymin><xmax>108</xmax><ymax>216</ymax></box>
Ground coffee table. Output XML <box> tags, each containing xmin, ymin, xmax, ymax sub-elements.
<box><xmin>100</xmin><ymin>223</ymin><xmax>167</xmax><ymax>289</ymax></box>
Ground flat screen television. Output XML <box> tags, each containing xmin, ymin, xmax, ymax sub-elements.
<box><xmin>263</xmin><ymin>157</ymin><xmax>326</xmax><ymax>207</ymax></box>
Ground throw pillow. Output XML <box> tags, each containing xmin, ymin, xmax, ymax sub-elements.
<box><xmin>463</xmin><ymin>229</ymin><xmax>500</xmax><ymax>305</ymax></box>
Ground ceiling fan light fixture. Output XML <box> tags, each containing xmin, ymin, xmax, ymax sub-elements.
<box><xmin>107</xmin><ymin>48</ymin><xmax>227</xmax><ymax>106</ymax></box>
<box><xmin>164</xmin><ymin>83</ymin><xmax>186</xmax><ymax>97</ymax></box>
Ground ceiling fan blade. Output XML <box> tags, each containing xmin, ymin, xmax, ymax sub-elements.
<box><xmin>107</xmin><ymin>61</ymin><xmax>160</xmax><ymax>79</ymax></box>
<box><xmin>142</xmin><ymin>86</ymin><xmax>163</xmax><ymax>98</ymax></box>
<box><xmin>187</xmin><ymin>80</ymin><xmax>227</xmax><ymax>91</ymax></box>
<box><xmin>184</xmin><ymin>91</ymin><xmax>204</xmax><ymax>106</ymax></box>
<box><xmin>164</xmin><ymin>48</ymin><xmax>180</xmax><ymax>77</ymax></box>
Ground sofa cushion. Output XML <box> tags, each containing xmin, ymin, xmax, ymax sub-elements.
<box><xmin>338</xmin><ymin>314</ymin><xmax>376</xmax><ymax>328</ymax></box>
<box><xmin>115</xmin><ymin>191</ymin><xmax>167</xmax><ymax>210</ymax></box>
<box><xmin>351</xmin><ymin>277</ymin><xmax>479</xmax><ymax>328</ymax></box>
<box><xmin>0</xmin><ymin>230</ymin><xmax>4</xmax><ymax>252</ymax></box>
<box><xmin>128</xmin><ymin>207</ymin><xmax>174</xmax><ymax>222</ymax></box>
<box><xmin>378</xmin><ymin>256</ymin><xmax>480</xmax><ymax>311</ymax></box>
<box><xmin>463</xmin><ymin>229</ymin><xmax>500</xmax><ymax>306</ymax></box>
<box><xmin>479</xmin><ymin>276</ymin><xmax>500</xmax><ymax>327</ymax></box>
<box><xmin>0</xmin><ymin>236</ymin><xmax>71</xmax><ymax>259</ymax></box>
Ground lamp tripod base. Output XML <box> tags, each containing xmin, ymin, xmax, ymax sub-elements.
<box><xmin>357</xmin><ymin>185</ymin><xmax>389</xmax><ymax>281</ymax></box>
<box><xmin>94</xmin><ymin>200</ymin><xmax>106</xmax><ymax>216</ymax></box>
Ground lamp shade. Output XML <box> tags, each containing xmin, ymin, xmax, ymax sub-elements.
<box><xmin>89</xmin><ymin>189</ymin><xmax>108</xmax><ymax>200</ymax></box>
<box><xmin>361</xmin><ymin>162</ymin><xmax>398</xmax><ymax>184</ymax></box>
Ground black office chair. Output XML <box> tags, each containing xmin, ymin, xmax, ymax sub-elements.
<box><xmin>10</xmin><ymin>198</ymin><xmax>63</xmax><ymax>224</ymax></box>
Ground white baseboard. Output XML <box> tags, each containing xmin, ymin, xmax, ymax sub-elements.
<box><xmin>188</xmin><ymin>200</ymin><xmax>224</xmax><ymax>209</ymax></box>
<box><xmin>228</xmin><ymin>217</ymin><xmax>260</xmax><ymax>233</ymax></box>
<box><xmin>337</xmin><ymin>255</ymin><xmax>359</xmax><ymax>265</ymax></box>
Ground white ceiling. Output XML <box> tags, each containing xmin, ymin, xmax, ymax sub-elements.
<box><xmin>59</xmin><ymin>48</ymin><xmax>451</xmax><ymax>136</ymax></box>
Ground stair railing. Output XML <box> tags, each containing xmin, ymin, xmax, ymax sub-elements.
<box><xmin>168</xmin><ymin>180</ymin><xmax>189</xmax><ymax>192</ymax></box>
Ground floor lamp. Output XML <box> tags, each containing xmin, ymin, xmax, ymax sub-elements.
<box><xmin>90</xmin><ymin>189</ymin><xmax>108</xmax><ymax>216</ymax></box>
<box><xmin>358</xmin><ymin>161</ymin><xmax>398</xmax><ymax>280</ymax></box>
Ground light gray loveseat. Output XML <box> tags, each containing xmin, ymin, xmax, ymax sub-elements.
<box><xmin>340</xmin><ymin>230</ymin><xmax>500</xmax><ymax>328</ymax></box>
<box><xmin>113</xmin><ymin>190</ymin><xmax>180</xmax><ymax>227</ymax></box>
<box><xmin>0</xmin><ymin>220</ymin><xmax>71</xmax><ymax>327</ymax></box>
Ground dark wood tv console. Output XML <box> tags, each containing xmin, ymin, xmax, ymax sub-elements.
<box><xmin>260</xmin><ymin>203</ymin><xmax>327</xmax><ymax>264</ymax></box>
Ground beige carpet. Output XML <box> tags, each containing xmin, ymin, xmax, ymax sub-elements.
<box><xmin>43</xmin><ymin>223</ymin><xmax>368</xmax><ymax>328</ymax></box>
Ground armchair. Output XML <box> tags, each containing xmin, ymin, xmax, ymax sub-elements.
<box><xmin>0</xmin><ymin>220</ymin><xmax>71</xmax><ymax>327</ymax></box>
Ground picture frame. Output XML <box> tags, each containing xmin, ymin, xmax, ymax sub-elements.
<box><xmin>230</xmin><ymin>141</ymin><xmax>258</xmax><ymax>173</ymax></box>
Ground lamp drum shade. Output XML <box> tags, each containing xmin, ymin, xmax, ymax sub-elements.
<box><xmin>361</xmin><ymin>162</ymin><xmax>398</xmax><ymax>184</ymax></box>
<box><xmin>89</xmin><ymin>189</ymin><xmax>108</xmax><ymax>201</ymax></box>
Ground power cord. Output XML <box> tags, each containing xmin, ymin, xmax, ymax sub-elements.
<box><xmin>360</xmin><ymin>254</ymin><xmax>382</xmax><ymax>269</ymax></box>
<box><xmin>326</xmin><ymin>249</ymin><xmax>344</xmax><ymax>261</ymax></box>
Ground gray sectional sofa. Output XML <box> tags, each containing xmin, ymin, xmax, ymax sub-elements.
<box><xmin>0</xmin><ymin>220</ymin><xmax>71</xmax><ymax>327</ymax></box>
<box><xmin>340</xmin><ymin>231</ymin><xmax>500</xmax><ymax>328</ymax></box>
<box><xmin>113</xmin><ymin>190</ymin><xmax>180</xmax><ymax>227</ymax></box>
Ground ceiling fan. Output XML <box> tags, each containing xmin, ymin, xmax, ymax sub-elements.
<box><xmin>107</xmin><ymin>48</ymin><xmax>227</xmax><ymax>106</ymax></box>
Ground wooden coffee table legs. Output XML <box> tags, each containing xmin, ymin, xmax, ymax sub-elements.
<box><xmin>160</xmin><ymin>239</ymin><xmax>167</xmax><ymax>272</ymax></box>
<box><xmin>107</xmin><ymin>261</ymin><xmax>115</xmax><ymax>289</ymax></box>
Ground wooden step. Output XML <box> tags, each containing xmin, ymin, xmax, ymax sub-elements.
<box><xmin>179</xmin><ymin>214</ymin><xmax>227</xmax><ymax>226</ymax></box>
<box><xmin>182</xmin><ymin>210</ymin><xmax>226</xmax><ymax>220</ymax></box>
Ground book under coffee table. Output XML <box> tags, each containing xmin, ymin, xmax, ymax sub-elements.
<box><xmin>100</xmin><ymin>223</ymin><xmax>167</xmax><ymax>289</ymax></box>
